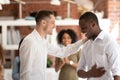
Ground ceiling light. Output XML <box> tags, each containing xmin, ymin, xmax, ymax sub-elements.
<box><xmin>0</xmin><ymin>5</ymin><xmax>2</xmax><ymax>10</ymax></box>
<box><xmin>14</xmin><ymin>0</ymin><xmax>26</xmax><ymax>4</ymax></box>
<box><xmin>50</xmin><ymin>0</ymin><xmax>61</xmax><ymax>5</ymax></box>
<box><xmin>0</xmin><ymin>0</ymin><xmax>10</xmax><ymax>4</ymax></box>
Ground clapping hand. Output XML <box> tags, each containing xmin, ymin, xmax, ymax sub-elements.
<box><xmin>56</xmin><ymin>58</ymin><xmax>65</xmax><ymax>67</ymax></box>
<box><xmin>63</xmin><ymin>57</ymin><xmax>69</xmax><ymax>64</ymax></box>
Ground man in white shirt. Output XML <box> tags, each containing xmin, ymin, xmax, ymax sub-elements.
<box><xmin>77</xmin><ymin>12</ymin><xmax>120</xmax><ymax>80</ymax></box>
<box><xmin>20</xmin><ymin>10</ymin><xmax>86</xmax><ymax>80</ymax></box>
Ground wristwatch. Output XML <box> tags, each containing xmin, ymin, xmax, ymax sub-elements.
<box><xmin>69</xmin><ymin>60</ymin><xmax>74</xmax><ymax>65</ymax></box>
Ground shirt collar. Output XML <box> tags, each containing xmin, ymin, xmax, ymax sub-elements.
<box><xmin>95</xmin><ymin>30</ymin><xmax>105</xmax><ymax>41</ymax></box>
<box><xmin>90</xmin><ymin>30</ymin><xmax>105</xmax><ymax>42</ymax></box>
<box><xmin>32</xmin><ymin>29</ymin><xmax>46</xmax><ymax>41</ymax></box>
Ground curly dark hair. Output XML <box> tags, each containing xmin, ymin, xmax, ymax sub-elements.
<box><xmin>57</xmin><ymin>29</ymin><xmax>78</xmax><ymax>44</ymax></box>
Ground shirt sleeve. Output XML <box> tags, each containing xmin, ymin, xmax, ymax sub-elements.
<box><xmin>20</xmin><ymin>43</ymin><xmax>34</xmax><ymax>80</ymax></box>
<box><xmin>12</xmin><ymin>57</ymin><xmax>20</xmax><ymax>80</ymax></box>
<box><xmin>106</xmin><ymin>40</ymin><xmax>120</xmax><ymax>76</ymax></box>
<box><xmin>48</xmin><ymin>40</ymin><xmax>83</xmax><ymax>58</ymax></box>
<box><xmin>77</xmin><ymin>48</ymin><xmax>86</xmax><ymax>72</ymax></box>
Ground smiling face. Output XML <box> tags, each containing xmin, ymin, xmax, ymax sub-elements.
<box><xmin>79</xmin><ymin>12</ymin><xmax>101</xmax><ymax>40</ymax></box>
<box><xmin>62</xmin><ymin>33</ymin><xmax>72</xmax><ymax>46</ymax></box>
<box><xmin>79</xmin><ymin>19</ymin><xmax>96</xmax><ymax>39</ymax></box>
<box><xmin>35</xmin><ymin>10</ymin><xmax>56</xmax><ymax>36</ymax></box>
<box><xmin>44</xmin><ymin>14</ymin><xmax>56</xmax><ymax>35</ymax></box>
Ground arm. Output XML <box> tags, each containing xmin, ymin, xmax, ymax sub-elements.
<box><xmin>77</xmin><ymin>70</ymin><xmax>90</xmax><ymax>78</ymax></box>
<box><xmin>77</xmin><ymin>64</ymin><xmax>106</xmax><ymax>78</ymax></box>
<box><xmin>12</xmin><ymin>57</ymin><xmax>19</xmax><ymax>80</ymax></box>
<box><xmin>65</xmin><ymin>51</ymin><xmax>81</xmax><ymax>68</ymax></box>
<box><xmin>77</xmin><ymin>48</ymin><xmax>105</xmax><ymax>78</ymax></box>
<box><xmin>20</xmin><ymin>43</ymin><xmax>34</xmax><ymax>80</ymax></box>
<box><xmin>0</xmin><ymin>65</ymin><xmax>4</xmax><ymax>80</ymax></box>
<box><xmin>64</xmin><ymin>57</ymin><xmax>78</xmax><ymax>68</ymax></box>
<box><xmin>48</xmin><ymin>39</ymin><xmax>86</xmax><ymax>58</ymax></box>
<box><xmin>106</xmin><ymin>40</ymin><xmax>120</xmax><ymax>80</ymax></box>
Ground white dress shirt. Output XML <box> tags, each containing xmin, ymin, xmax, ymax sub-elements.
<box><xmin>20</xmin><ymin>29</ymin><xmax>83</xmax><ymax>80</ymax></box>
<box><xmin>77</xmin><ymin>31</ymin><xmax>120</xmax><ymax>80</ymax></box>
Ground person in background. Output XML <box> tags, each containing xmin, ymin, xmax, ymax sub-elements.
<box><xmin>77</xmin><ymin>12</ymin><xmax>120</xmax><ymax>80</ymax></box>
<box><xmin>12</xmin><ymin>38</ymin><xmax>24</xmax><ymax>80</ymax></box>
<box><xmin>19</xmin><ymin>10</ymin><xmax>87</xmax><ymax>80</ymax></box>
<box><xmin>0</xmin><ymin>44</ymin><xmax>5</xmax><ymax>80</ymax></box>
<box><xmin>55</xmin><ymin>29</ymin><xmax>81</xmax><ymax>80</ymax></box>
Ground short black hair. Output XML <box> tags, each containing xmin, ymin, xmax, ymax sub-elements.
<box><xmin>35</xmin><ymin>10</ymin><xmax>54</xmax><ymax>24</ymax></box>
<box><xmin>79</xmin><ymin>12</ymin><xmax>99</xmax><ymax>25</ymax></box>
<box><xmin>57</xmin><ymin>29</ymin><xmax>78</xmax><ymax>44</ymax></box>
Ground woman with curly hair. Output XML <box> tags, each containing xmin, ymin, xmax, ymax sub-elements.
<box><xmin>55</xmin><ymin>29</ymin><xmax>82</xmax><ymax>80</ymax></box>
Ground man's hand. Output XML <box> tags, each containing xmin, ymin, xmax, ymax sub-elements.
<box><xmin>88</xmin><ymin>64</ymin><xmax>106</xmax><ymax>78</ymax></box>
